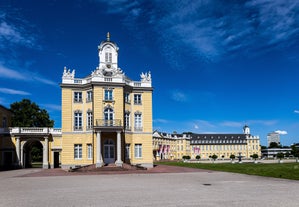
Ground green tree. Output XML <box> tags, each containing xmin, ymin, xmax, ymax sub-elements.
<box><xmin>10</xmin><ymin>99</ymin><xmax>54</xmax><ymax>127</ymax></box>
<box><xmin>276</xmin><ymin>153</ymin><xmax>284</xmax><ymax>160</ymax></box>
<box><xmin>211</xmin><ymin>154</ymin><xmax>218</xmax><ymax>161</ymax></box>
<box><xmin>230</xmin><ymin>154</ymin><xmax>235</xmax><ymax>160</ymax></box>
<box><xmin>269</xmin><ymin>142</ymin><xmax>280</xmax><ymax>148</ymax></box>
<box><xmin>196</xmin><ymin>155</ymin><xmax>201</xmax><ymax>160</ymax></box>
<box><xmin>252</xmin><ymin>154</ymin><xmax>258</xmax><ymax>160</ymax></box>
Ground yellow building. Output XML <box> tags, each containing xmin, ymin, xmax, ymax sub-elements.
<box><xmin>0</xmin><ymin>105</ymin><xmax>13</xmax><ymax>167</ymax></box>
<box><xmin>153</xmin><ymin>125</ymin><xmax>261</xmax><ymax>160</ymax></box>
<box><xmin>60</xmin><ymin>33</ymin><xmax>153</xmax><ymax>169</ymax></box>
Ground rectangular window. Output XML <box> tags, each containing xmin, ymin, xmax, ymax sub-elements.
<box><xmin>74</xmin><ymin>112</ymin><xmax>82</xmax><ymax>130</ymax></box>
<box><xmin>125</xmin><ymin>144</ymin><xmax>130</xmax><ymax>159</ymax></box>
<box><xmin>87</xmin><ymin>144</ymin><xmax>92</xmax><ymax>159</ymax></box>
<box><xmin>134</xmin><ymin>113</ymin><xmax>142</xmax><ymax>131</ymax></box>
<box><xmin>134</xmin><ymin>144</ymin><xmax>142</xmax><ymax>158</ymax></box>
<box><xmin>86</xmin><ymin>91</ymin><xmax>92</xmax><ymax>102</ymax></box>
<box><xmin>134</xmin><ymin>94</ymin><xmax>142</xmax><ymax>105</ymax></box>
<box><xmin>74</xmin><ymin>92</ymin><xmax>82</xmax><ymax>103</ymax></box>
<box><xmin>74</xmin><ymin>144</ymin><xmax>82</xmax><ymax>159</ymax></box>
<box><xmin>2</xmin><ymin>117</ymin><xmax>7</xmax><ymax>128</ymax></box>
<box><xmin>104</xmin><ymin>89</ymin><xmax>113</xmax><ymax>101</ymax></box>
<box><xmin>87</xmin><ymin>112</ymin><xmax>93</xmax><ymax>130</ymax></box>
<box><xmin>124</xmin><ymin>113</ymin><xmax>130</xmax><ymax>130</ymax></box>
<box><xmin>125</xmin><ymin>93</ymin><xmax>130</xmax><ymax>103</ymax></box>
<box><xmin>105</xmin><ymin>52</ymin><xmax>112</xmax><ymax>63</ymax></box>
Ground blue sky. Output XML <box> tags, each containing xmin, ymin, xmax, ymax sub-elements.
<box><xmin>1</xmin><ymin>0</ymin><xmax>299</xmax><ymax>146</ymax></box>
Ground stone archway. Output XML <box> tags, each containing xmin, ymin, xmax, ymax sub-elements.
<box><xmin>22</xmin><ymin>139</ymin><xmax>43</xmax><ymax>168</ymax></box>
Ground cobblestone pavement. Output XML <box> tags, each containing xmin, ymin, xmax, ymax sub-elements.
<box><xmin>0</xmin><ymin>165</ymin><xmax>299</xmax><ymax>207</ymax></box>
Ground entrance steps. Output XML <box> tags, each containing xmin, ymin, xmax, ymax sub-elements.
<box><xmin>70</xmin><ymin>163</ymin><xmax>146</xmax><ymax>173</ymax></box>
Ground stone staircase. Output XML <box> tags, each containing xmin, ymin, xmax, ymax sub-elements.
<box><xmin>70</xmin><ymin>163</ymin><xmax>147</xmax><ymax>173</ymax></box>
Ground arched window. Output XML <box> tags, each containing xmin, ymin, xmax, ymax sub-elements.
<box><xmin>104</xmin><ymin>107</ymin><xmax>114</xmax><ymax>126</ymax></box>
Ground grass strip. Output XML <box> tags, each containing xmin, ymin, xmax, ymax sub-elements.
<box><xmin>157</xmin><ymin>161</ymin><xmax>299</xmax><ymax>180</ymax></box>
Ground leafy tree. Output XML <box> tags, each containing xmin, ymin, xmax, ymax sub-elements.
<box><xmin>269</xmin><ymin>142</ymin><xmax>280</xmax><ymax>148</ymax></box>
<box><xmin>211</xmin><ymin>154</ymin><xmax>218</xmax><ymax>161</ymax></box>
<box><xmin>261</xmin><ymin>146</ymin><xmax>267</xmax><ymax>150</ymax></box>
<box><xmin>10</xmin><ymin>99</ymin><xmax>54</xmax><ymax>127</ymax></box>
<box><xmin>276</xmin><ymin>153</ymin><xmax>284</xmax><ymax>160</ymax></box>
<box><xmin>252</xmin><ymin>154</ymin><xmax>258</xmax><ymax>160</ymax></box>
<box><xmin>196</xmin><ymin>155</ymin><xmax>201</xmax><ymax>160</ymax></box>
<box><xmin>230</xmin><ymin>154</ymin><xmax>235</xmax><ymax>160</ymax></box>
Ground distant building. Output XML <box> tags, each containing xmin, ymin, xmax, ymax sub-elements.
<box><xmin>261</xmin><ymin>148</ymin><xmax>291</xmax><ymax>158</ymax></box>
<box><xmin>153</xmin><ymin>125</ymin><xmax>261</xmax><ymax>160</ymax></box>
<box><xmin>267</xmin><ymin>132</ymin><xmax>280</xmax><ymax>147</ymax></box>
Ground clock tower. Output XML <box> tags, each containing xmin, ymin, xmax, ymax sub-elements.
<box><xmin>98</xmin><ymin>32</ymin><xmax>119</xmax><ymax>71</ymax></box>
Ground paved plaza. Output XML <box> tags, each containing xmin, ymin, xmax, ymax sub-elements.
<box><xmin>0</xmin><ymin>166</ymin><xmax>298</xmax><ymax>207</ymax></box>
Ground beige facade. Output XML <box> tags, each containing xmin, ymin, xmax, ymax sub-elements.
<box><xmin>153</xmin><ymin>126</ymin><xmax>261</xmax><ymax>161</ymax></box>
<box><xmin>60</xmin><ymin>33</ymin><xmax>153</xmax><ymax>169</ymax></box>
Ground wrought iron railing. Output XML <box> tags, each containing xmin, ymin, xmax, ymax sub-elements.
<box><xmin>96</xmin><ymin>119</ymin><xmax>122</xmax><ymax>127</ymax></box>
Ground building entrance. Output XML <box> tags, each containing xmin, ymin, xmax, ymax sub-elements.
<box><xmin>104</xmin><ymin>139</ymin><xmax>115</xmax><ymax>164</ymax></box>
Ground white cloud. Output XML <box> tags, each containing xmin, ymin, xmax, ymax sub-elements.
<box><xmin>0</xmin><ymin>64</ymin><xmax>27</xmax><ymax>80</ymax></box>
<box><xmin>0</xmin><ymin>87</ymin><xmax>31</xmax><ymax>95</ymax></box>
<box><xmin>153</xmin><ymin>119</ymin><xmax>169</xmax><ymax>124</ymax></box>
<box><xmin>97</xmin><ymin>0</ymin><xmax>299</xmax><ymax>68</ymax></box>
<box><xmin>275</xmin><ymin>130</ymin><xmax>288</xmax><ymax>135</ymax></box>
<box><xmin>171</xmin><ymin>90</ymin><xmax>187</xmax><ymax>102</ymax></box>
<box><xmin>294</xmin><ymin>110</ymin><xmax>299</xmax><ymax>114</ymax></box>
<box><xmin>0</xmin><ymin>63</ymin><xmax>56</xmax><ymax>86</ymax></box>
<box><xmin>41</xmin><ymin>104</ymin><xmax>61</xmax><ymax>111</ymax></box>
<box><xmin>221</xmin><ymin>121</ymin><xmax>243</xmax><ymax>128</ymax></box>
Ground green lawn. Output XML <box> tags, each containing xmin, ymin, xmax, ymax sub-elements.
<box><xmin>157</xmin><ymin>161</ymin><xmax>299</xmax><ymax>180</ymax></box>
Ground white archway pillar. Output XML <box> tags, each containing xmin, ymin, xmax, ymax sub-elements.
<box><xmin>15</xmin><ymin>137</ymin><xmax>21</xmax><ymax>167</ymax></box>
<box><xmin>43</xmin><ymin>137</ymin><xmax>49</xmax><ymax>169</ymax></box>
<box><xmin>96</xmin><ymin>131</ymin><xmax>104</xmax><ymax>167</ymax></box>
<box><xmin>115</xmin><ymin>131</ymin><xmax>123</xmax><ymax>166</ymax></box>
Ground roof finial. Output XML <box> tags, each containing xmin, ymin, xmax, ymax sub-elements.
<box><xmin>107</xmin><ymin>32</ymin><xmax>110</xmax><ymax>41</ymax></box>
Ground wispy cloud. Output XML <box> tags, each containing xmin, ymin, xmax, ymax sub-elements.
<box><xmin>294</xmin><ymin>110</ymin><xmax>299</xmax><ymax>114</ymax></box>
<box><xmin>221</xmin><ymin>121</ymin><xmax>243</xmax><ymax>128</ymax></box>
<box><xmin>0</xmin><ymin>87</ymin><xmax>31</xmax><ymax>95</ymax></box>
<box><xmin>96</xmin><ymin>0</ymin><xmax>299</xmax><ymax>68</ymax></box>
<box><xmin>275</xmin><ymin>130</ymin><xmax>288</xmax><ymax>135</ymax></box>
<box><xmin>154</xmin><ymin>119</ymin><xmax>169</xmax><ymax>124</ymax></box>
<box><xmin>0</xmin><ymin>63</ymin><xmax>56</xmax><ymax>86</ymax></box>
<box><xmin>171</xmin><ymin>90</ymin><xmax>187</xmax><ymax>102</ymax></box>
<box><xmin>41</xmin><ymin>104</ymin><xmax>61</xmax><ymax>111</ymax></box>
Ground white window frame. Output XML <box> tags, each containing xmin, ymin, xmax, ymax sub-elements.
<box><xmin>86</xmin><ymin>111</ymin><xmax>93</xmax><ymax>130</ymax></box>
<box><xmin>104</xmin><ymin>89</ymin><xmax>113</xmax><ymax>101</ymax></box>
<box><xmin>134</xmin><ymin>144</ymin><xmax>142</xmax><ymax>158</ymax></box>
<box><xmin>74</xmin><ymin>92</ymin><xmax>82</xmax><ymax>103</ymax></box>
<box><xmin>105</xmin><ymin>52</ymin><xmax>112</xmax><ymax>63</ymax></box>
<box><xmin>86</xmin><ymin>91</ymin><xmax>92</xmax><ymax>102</ymax></box>
<box><xmin>134</xmin><ymin>94</ymin><xmax>142</xmax><ymax>105</ymax></box>
<box><xmin>87</xmin><ymin>144</ymin><xmax>92</xmax><ymax>159</ymax></box>
<box><xmin>74</xmin><ymin>111</ymin><xmax>82</xmax><ymax>131</ymax></box>
<box><xmin>125</xmin><ymin>144</ymin><xmax>130</xmax><ymax>159</ymax></box>
<box><xmin>74</xmin><ymin>144</ymin><xmax>82</xmax><ymax>159</ymax></box>
<box><xmin>134</xmin><ymin>113</ymin><xmax>142</xmax><ymax>131</ymax></box>
<box><xmin>124</xmin><ymin>112</ymin><xmax>130</xmax><ymax>130</ymax></box>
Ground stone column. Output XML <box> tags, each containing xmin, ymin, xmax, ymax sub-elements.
<box><xmin>43</xmin><ymin>137</ymin><xmax>49</xmax><ymax>169</ymax></box>
<box><xmin>15</xmin><ymin>137</ymin><xmax>21</xmax><ymax>167</ymax></box>
<box><xmin>96</xmin><ymin>131</ymin><xmax>104</xmax><ymax>167</ymax></box>
<box><xmin>20</xmin><ymin>142</ymin><xmax>24</xmax><ymax>168</ymax></box>
<box><xmin>115</xmin><ymin>131</ymin><xmax>123</xmax><ymax>166</ymax></box>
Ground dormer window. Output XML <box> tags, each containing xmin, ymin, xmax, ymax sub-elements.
<box><xmin>105</xmin><ymin>52</ymin><xmax>112</xmax><ymax>63</ymax></box>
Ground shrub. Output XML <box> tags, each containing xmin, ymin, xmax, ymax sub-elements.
<box><xmin>182</xmin><ymin>155</ymin><xmax>190</xmax><ymax>160</ymax></box>
<box><xmin>211</xmin><ymin>154</ymin><xmax>218</xmax><ymax>161</ymax></box>
<box><xmin>252</xmin><ymin>154</ymin><xmax>258</xmax><ymax>160</ymax></box>
<box><xmin>230</xmin><ymin>154</ymin><xmax>235</xmax><ymax>160</ymax></box>
<box><xmin>276</xmin><ymin>153</ymin><xmax>284</xmax><ymax>160</ymax></box>
<box><xmin>195</xmin><ymin>155</ymin><xmax>201</xmax><ymax>160</ymax></box>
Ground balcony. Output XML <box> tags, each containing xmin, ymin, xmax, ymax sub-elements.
<box><xmin>95</xmin><ymin>119</ymin><xmax>123</xmax><ymax>132</ymax></box>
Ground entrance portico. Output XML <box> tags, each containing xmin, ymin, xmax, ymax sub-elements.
<box><xmin>94</xmin><ymin>119</ymin><xmax>123</xmax><ymax>167</ymax></box>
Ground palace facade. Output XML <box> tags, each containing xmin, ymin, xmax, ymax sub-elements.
<box><xmin>153</xmin><ymin>125</ymin><xmax>261</xmax><ymax>160</ymax></box>
<box><xmin>0</xmin><ymin>33</ymin><xmax>153</xmax><ymax>169</ymax></box>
